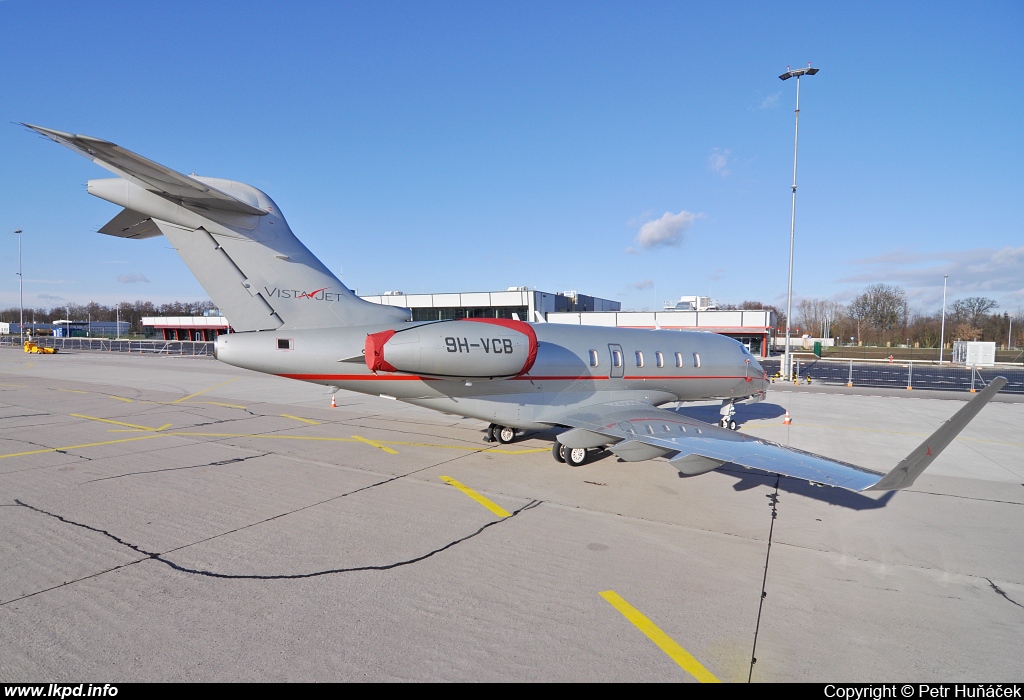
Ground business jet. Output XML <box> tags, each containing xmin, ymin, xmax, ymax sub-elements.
<box><xmin>25</xmin><ymin>124</ymin><xmax>1006</xmax><ymax>492</ymax></box>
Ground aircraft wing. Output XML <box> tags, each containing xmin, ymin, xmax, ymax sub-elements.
<box><xmin>552</xmin><ymin>377</ymin><xmax>1007</xmax><ymax>492</ymax></box>
<box><xmin>23</xmin><ymin>123</ymin><xmax>267</xmax><ymax>216</ymax></box>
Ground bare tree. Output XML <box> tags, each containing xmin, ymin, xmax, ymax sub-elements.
<box><xmin>950</xmin><ymin>297</ymin><xmax>997</xmax><ymax>328</ymax></box>
<box><xmin>797</xmin><ymin>298</ymin><xmax>844</xmax><ymax>338</ymax></box>
<box><xmin>848</xmin><ymin>284</ymin><xmax>908</xmax><ymax>343</ymax></box>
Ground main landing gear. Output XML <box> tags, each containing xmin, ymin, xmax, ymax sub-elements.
<box><xmin>719</xmin><ymin>400</ymin><xmax>739</xmax><ymax>431</ymax></box>
<box><xmin>552</xmin><ymin>442</ymin><xmax>589</xmax><ymax>467</ymax></box>
<box><xmin>486</xmin><ymin>423</ymin><xmax>518</xmax><ymax>445</ymax></box>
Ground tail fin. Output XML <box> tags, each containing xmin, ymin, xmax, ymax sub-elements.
<box><xmin>26</xmin><ymin>124</ymin><xmax>409</xmax><ymax>331</ymax></box>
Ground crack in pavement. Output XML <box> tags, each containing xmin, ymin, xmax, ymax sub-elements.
<box><xmin>905</xmin><ymin>490</ymin><xmax>1024</xmax><ymax>506</ymax></box>
<box><xmin>985</xmin><ymin>577</ymin><xmax>1024</xmax><ymax>610</ymax></box>
<box><xmin>83</xmin><ymin>453</ymin><xmax>273</xmax><ymax>483</ymax></box>
<box><xmin>5</xmin><ymin>448</ymin><xmax>539</xmax><ymax>600</ymax></box>
<box><xmin>9</xmin><ymin>496</ymin><xmax>540</xmax><ymax>594</ymax></box>
<box><xmin>0</xmin><ymin>413</ymin><xmax>51</xmax><ymax>421</ymax></box>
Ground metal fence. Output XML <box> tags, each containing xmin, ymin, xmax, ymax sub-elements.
<box><xmin>0</xmin><ymin>335</ymin><xmax>215</xmax><ymax>356</ymax></box>
<box><xmin>762</xmin><ymin>358</ymin><xmax>1023</xmax><ymax>394</ymax></box>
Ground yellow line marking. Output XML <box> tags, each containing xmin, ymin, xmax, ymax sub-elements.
<box><xmin>198</xmin><ymin>401</ymin><xmax>247</xmax><ymax>409</ymax></box>
<box><xmin>0</xmin><ymin>383</ymin><xmax>27</xmax><ymax>388</ymax></box>
<box><xmin>599</xmin><ymin>590</ymin><xmax>719</xmax><ymax>682</ymax></box>
<box><xmin>439</xmin><ymin>476</ymin><xmax>511</xmax><ymax>518</ymax></box>
<box><xmin>372</xmin><ymin>439</ymin><xmax>549</xmax><ymax>454</ymax></box>
<box><xmin>70</xmin><ymin>414</ymin><xmax>171</xmax><ymax>432</ymax></box>
<box><xmin>171</xmin><ymin>377</ymin><xmax>240</xmax><ymax>404</ymax></box>
<box><xmin>57</xmin><ymin>389</ymin><xmax>88</xmax><ymax>394</ymax></box>
<box><xmin>352</xmin><ymin>435</ymin><xmax>399</xmax><ymax>454</ymax></box>
<box><xmin>0</xmin><ymin>434</ymin><xmax>166</xmax><ymax>460</ymax></box>
<box><xmin>108</xmin><ymin>396</ymin><xmax>134</xmax><ymax>403</ymax></box>
<box><xmin>282</xmin><ymin>414</ymin><xmax>320</xmax><ymax>425</ymax></box>
<box><xmin>2</xmin><ymin>427</ymin><xmax>547</xmax><ymax>460</ymax></box>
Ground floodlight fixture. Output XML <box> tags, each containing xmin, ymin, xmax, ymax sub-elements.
<box><xmin>780</xmin><ymin>64</ymin><xmax>819</xmax><ymax>80</ymax></box>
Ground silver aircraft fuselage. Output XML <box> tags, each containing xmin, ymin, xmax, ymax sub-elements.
<box><xmin>215</xmin><ymin>324</ymin><xmax>769</xmax><ymax>429</ymax></box>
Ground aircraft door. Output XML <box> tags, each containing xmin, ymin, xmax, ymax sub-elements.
<box><xmin>608</xmin><ymin>344</ymin><xmax>624</xmax><ymax>379</ymax></box>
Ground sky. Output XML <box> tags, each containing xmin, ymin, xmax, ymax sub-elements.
<box><xmin>1</xmin><ymin>1</ymin><xmax>1021</xmax><ymax>317</ymax></box>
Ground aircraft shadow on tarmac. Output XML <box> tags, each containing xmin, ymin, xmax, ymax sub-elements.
<box><xmin>670</xmin><ymin>402</ymin><xmax>787</xmax><ymax>423</ymax></box>
<box><xmin>715</xmin><ymin>466</ymin><xmax>897</xmax><ymax>510</ymax></box>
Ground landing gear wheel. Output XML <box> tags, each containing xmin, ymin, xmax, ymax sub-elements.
<box><xmin>565</xmin><ymin>447</ymin><xmax>588</xmax><ymax>467</ymax></box>
<box><xmin>728</xmin><ymin>419</ymin><xmax>737</xmax><ymax>431</ymax></box>
<box><xmin>495</xmin><ymin>426</ymin><xmax>516</xmax><ymax>444</ymax></box>
<box><xmin>719</xmin><ymin>417</ymin><xmax>729</xmax><ymax>428</ymax></box>
<box><xmin>485</xmin><ymin>423</ymin><xmax>497</xmax><ymax>442</ymax></box>
<box><xmin>552</xmin><ymin>442</ymin><xmax>566</xmax><ymax>463</ymax></box>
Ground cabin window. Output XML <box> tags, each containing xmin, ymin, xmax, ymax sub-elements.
<box><xmin>675</xmin><ymin>352</ymin><xmax>683</xmax><ymax>368</ymax></box>
<box><xmin>655</xmin><ymin>351</ymin><xmax>664</xmax><ymax>368</ymax></box>
<box><xmin>277</xmin><ymin>338</ymin><xmax>293</xmax><ymax>350</ymax></box>
<box><xmin>612</xmin><ymin>349</ymin><xmax>622</xmax><ymax>368</ymax></box>
<box><xmin>693</xmin><ymin>352</ymin><xmax>701</xmax><ymax>368</ymax></box>
<box><xmin>635</xmin><ymin>351</ymin><xmax>644</xmax><ymax>368</ymax></box>
<box><xmin>589</xmin><ymin>349</ymin><xmax>599</xmax><ymax>367</ymax></box>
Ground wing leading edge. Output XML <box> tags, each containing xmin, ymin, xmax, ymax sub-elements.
<box><xmin>553</xmin><ymin>377</ymin><xmax>1007</xmax><ymax>492</ymax></box>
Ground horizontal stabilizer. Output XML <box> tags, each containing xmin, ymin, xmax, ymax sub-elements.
<box><xmin>98</xmin><ymin>208</ymin><xmax>161</xmax><ymax>240</ymax></box>
<box><xmin>24</xmin><ymin>124</ymin><xmax>267</xmax><ymax>216</ymax></box>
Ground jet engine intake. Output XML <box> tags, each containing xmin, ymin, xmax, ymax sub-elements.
<box><xmin>365</xmin><ymin>318</ymin><xmax>538</xmax><ymax>378</ymax></box>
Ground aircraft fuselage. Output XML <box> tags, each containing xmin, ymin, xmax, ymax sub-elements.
<box><xmin>215</xmin><ymin>323</ymin><xmax>768</xmax><ymax>429</ymax></box>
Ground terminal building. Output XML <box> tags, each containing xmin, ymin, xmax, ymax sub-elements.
<box><xmin>358</xmin><ymin>287</ymin><xmax>620</xmax><ymax>322</ymax></box>
<box><xmin>137</xmin><ymin>289</ymin><xmax>777</xmax><ymax>356</ymax></box>
<box><xmin>142</xmin><ymin>313</ymin><xmax>230</xmax><ymax>341</ymax></box>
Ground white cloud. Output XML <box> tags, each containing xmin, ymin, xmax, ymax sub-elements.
<box><xmin>759</xmin><ymin>92</ymin><xmax>781</xmax><ymax>109</ymax></box>
<box><xmin>630</xmin><ymin>279</ymin><xmax>654</xmax><ymax>291</ymax></box>
<box><xmin>118</xmin><ymin>273</ymin><xmax>150</xmax><ymax>284</ymax></box>
<box><xmin>708</xmin><ymin>148</ymin><xmax>731</xmax><ymax>177</ymax></box>
<box><xmin>632</xmin><ymin>210</ymin><xmax>701</xmax><ymax>250</ymax></box>
<box><xmin>840</xmin><ymin>246</ymin><xmax>1024</xmax><ymax>310</ymax></box>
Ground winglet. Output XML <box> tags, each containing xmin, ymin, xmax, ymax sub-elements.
<box><xmin>865</xmin><ymin>376</ymin><xmax>1006</xmax><ymax>491</ymax></box>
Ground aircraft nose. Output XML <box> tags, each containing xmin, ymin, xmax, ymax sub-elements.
<box><xmin>746</xmin><ymin>358</ymin><xmax>769</xmax><ymax>391</ymax></box>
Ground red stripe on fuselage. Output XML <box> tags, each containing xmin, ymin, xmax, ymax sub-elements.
<box><xmin>276</xmin><ymin>373</ymin><xmax>747</xmax><ymax>382</ymax></box>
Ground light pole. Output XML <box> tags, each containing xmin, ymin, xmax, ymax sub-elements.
<box><xmin>14</xmin><ymin>229</ymin><xmax>24</xmax><ymax>344</ymax></box>
<box><xmin>779</xmin><ymin>63</ymin><xmax>819</xmax><ymax>378</ymax></box>
<box><xmin>939</xmin><ymin>274</ymin><xmax>948</xmax><ymax>363</ymax></box>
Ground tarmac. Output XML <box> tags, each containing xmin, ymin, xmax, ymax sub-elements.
<box><xmin>1</xmin><ymin>347</ymin><xmax>1022</xmax><ymax>682</ymax></box>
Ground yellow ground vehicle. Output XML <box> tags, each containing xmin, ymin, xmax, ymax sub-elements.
<box><xmin>24</xmin><ymin>341</ymin><xmax>58</xmax><ymax>354</ymax></box>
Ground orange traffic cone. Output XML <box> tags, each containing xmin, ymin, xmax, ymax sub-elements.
<box><xmin>331</xmin><ymin>394</ymin><xmax>337</xmax><ymax>408</ymax></box>
<box><xmin>782</xmin><ymin>410</ymin><xmax>792</xmax><ymax>425</ymax></box>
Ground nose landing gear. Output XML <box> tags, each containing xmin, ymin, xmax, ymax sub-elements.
<box><xmin>719</xmin><ymin>400</ymin><xmax>739</xmax><ymax>431</ymax></box>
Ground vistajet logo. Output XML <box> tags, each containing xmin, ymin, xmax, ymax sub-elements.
<box><xmin>264</xmin><ymin>286</ymin><xmax>345</xmax><ymax>302</ymax></box>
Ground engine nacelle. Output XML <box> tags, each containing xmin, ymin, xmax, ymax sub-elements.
<box><xmin>365</xmin><ymin>318</ymin><xmax>538</xmax><ymax>379</ymax></box>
